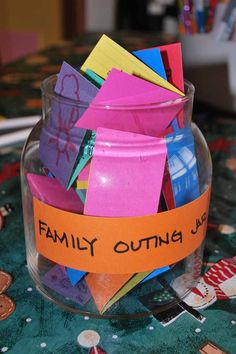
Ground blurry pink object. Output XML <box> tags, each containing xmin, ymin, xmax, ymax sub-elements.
<box><xmin>0</xmin><ymin>31</ymin><xmax>40</xmax><ymax>64</ymax></box>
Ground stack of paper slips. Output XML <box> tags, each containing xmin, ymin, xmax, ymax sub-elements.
<box><xmin>28</xmin><ymin>35</ymin><xmax>200</xmax><ymax>314</ymax></box>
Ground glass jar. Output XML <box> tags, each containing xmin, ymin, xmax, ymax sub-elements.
<box><xmin>21</xmin><ymin>75</ymin><xmax>212</xmax><ymax>319</ymax></box>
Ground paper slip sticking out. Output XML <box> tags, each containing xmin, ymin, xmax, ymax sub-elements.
<box><xmin>27</xmin><ymin>173</ymin><xmax>84</xmax><ymax>214</ymax></box>
<box><xmin>84</xmin><ymin>68</ymin><xmax>104</xmax><ymax>88</ymax></box>
<box><xmin>133</xmin><ymin>48</ymin><xmax>167</xmax><ymax>80</ymax></box>
<box><xmin>76</xmin><ymin>69</ymin><xmax>184</xmax><ymax>136</ymax></box>
<box><xmin>158</xmin><ymin>43</ymin><xmax>184</xmax><ymax>91</ymax></box>
<box><xmin>158</xmin><ymin>43</ymin><xmax>184</xmax><ymax>128</ymax></box>
<box><xmin>39</xmin><ymin>118</ymin><xmax>86</xmax><ymax>189</ymax></box>
<box><xmin>80</xmin><ymin>34</ymin><xmax>183</xmax><ymax>96</ymax></box>
<box><xmin>55</xmin><ymin>61</ymin><xmax>99</xmax><ymax>102</ymax></box>
<box><xmin>84</xmin><ymin>127</ymin><xmax>167</xmax><ymax>217</ymax></box>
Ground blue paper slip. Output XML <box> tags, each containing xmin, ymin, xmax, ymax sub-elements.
<box><xmin>141</xmin><ymin>266</ymin><xmax>170</xmax><ymax>283</ymax></box>
<box><xmin>133</xmin><ymin>48</ymin><xmax>167</xmax><ymax>80</ymax></box>
<box><xmin>66</xmin><ymin>267</ymin><xmax>86</xmax><ymax>286</ymax></box>
<box><xmin>166</xmin><ymin>127</ymin><xmax>200</xmax><ymax>208</ymax></box>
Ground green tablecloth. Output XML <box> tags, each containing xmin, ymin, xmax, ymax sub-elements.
<box><xmin>0</xmin><ymin>33</ymin><xmax>235</xmax><ymax>354</ymax></box>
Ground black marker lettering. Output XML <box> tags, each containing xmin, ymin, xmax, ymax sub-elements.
<box><xmin>114</xmin><ymin>241</ymin><xmax>129</xmax><ymax>254</ymax></box>
<box><xmin>39</xmin><ymin>220</ymin><xmax>47</xmax><ymax>235</ymax></box>
<box><xmin>82</xmin><ymin>237</ymin><xmax>98</xmax><ymax>257</ymax></box>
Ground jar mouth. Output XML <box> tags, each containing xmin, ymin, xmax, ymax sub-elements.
<box><xmin>41</xmin><ymin>74</ymin><xmax>195</xmax><ymax>111</ymax></box>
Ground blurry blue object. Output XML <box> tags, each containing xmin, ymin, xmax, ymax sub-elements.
<box><xmin>166</xmin><ymin>127</ymin><xmax>200</xmax><ymax>207</ymax></box>
<box><xmin>133</xmin><ymin>48</ymin><xmax>167</xmax><ymax>80</ymax></box>
<box><xmin>141</xmin><ymin>266</ymin><xmax>170</xmax><ymax>283</ymax></box>
<box><xmin>66</xmin><ymin>267</ymin><xmax>86</xmax><ymax>286</ymax></box>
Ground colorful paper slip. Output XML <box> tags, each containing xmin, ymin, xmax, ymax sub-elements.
<box><xmin>39</xmin><ymin>100</ymin><xmax>86</xmax><ymax>189</ymax></box>
<box><xmin>134</xmin><ymin>45</ymin><xmax>181</xmax><ymax>132</ymax></box>
<box><xmin>89</xmin><ymin>68</ymin><xmax>180</xmax><ymax>105</ymax></box>
<box><xmin>133</xmin><ymin>48</ymin><xmax>167</xmax><ymax>80</ymax></box>
<box><xmin>76</xmin><ymin>69</ymin><xmax>184</xmax><ymax>136</ymax></box>
<box><xmin>42</xmin><ymin>265</ymin><xmax>91</xmax><ymax>305</ymax></box>
<box><xmin>55</xmin><ymin>61</ymin><xmax>99</xmax><ymax>102</ymax></box>
<box><xmin>164</xmin><ymin>128</ymin><xmax>200</xmax><ymax>208</ymax></box>
<box><xmin>27</xmin><ymin>173</ymin><xmax>84</xmax><ymax>214</ymax></box>
<box><xmin>158</xmin><ymin>42</ymin><xmax>184</xmax><ymax>91</ymax></box>
<box><xmin>101</xmin><ymin>271</ymin><xmax>151</xmax><ymax>314</ymax></box>
<box><xmin>85</xmin><ymin>273</ymin><xmax>133</xmax><ymax>314</ymax></box>
<box><xmin>158</xmin><ymin>42</ymin><xmax>184</xmax><ymax>128</ymax></box>
<box><xmin>67</xmin><ymin>130</ymin><xmax>95</xmax><ymax>189</ymax></box>
<box><xmin>141</xmin><ymin>266</ymin><xmax>170</xmax><ymax>283</ymax></box>
<box><xmin>80</xmin><ymin>34</ymin><xmax>184</xmax><ymax>96</ymax></box>
<box><xmin>84</xmin><ymin>68</ymin><xmax>104</xmax><ymax>88</ymax></box>
<box><xmin>66</xmin><ymin>267</ymin><xmax>86</xmax><ymax>286</ymax></box>
<box><xmin>84</xmin><ymin>127</ymin><xmax>167</xmax><ymax>217</ymax></box>
<box><xmin>33</xmin><ymin>186</ymin><xmax>211</xmax><ymax>274</ymax></box>
<box><xmin>101</xmin><ymin>264</ymin><xmax>170</xmax><ymax>314</ymax></box>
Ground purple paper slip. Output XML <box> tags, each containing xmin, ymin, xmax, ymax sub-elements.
<box><xmin>42</xmin><ymin>265</ymin><xmax>91</xmax><ymax>306</ymax></box>
<box><xmin>39</xmin><ymin>100</ymin><xmax>87</xmax><ymax>188</ymax></box>
<box><xmin>84</xmin><ymin>127</ymin><xmax>167</xmax><ymax>217</ymax></box>
<box><xmin>54</xmin><ymin>61</ymin><xmax>99</xmax><ymax>102</ymax></box>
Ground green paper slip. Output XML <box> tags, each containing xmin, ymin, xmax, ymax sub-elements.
<box><xmin>67</xmin><ymin>131</ymin><xmax>96</xmax><ymax>190</ymax></box>
<box><xmin>84</xmin><ymin>68</ymin><xmax>104</xmax><ymax>88</ymax></box>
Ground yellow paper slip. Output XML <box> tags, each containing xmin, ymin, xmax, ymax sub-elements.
<box><xmin>80</xmin><ymin>35</ymin><xmax>184</xmax><ymax>96</ymax></box>
<box><xmin>76</xmin><ymin>180</ymin><xmax>88</xmax><ymax>190</ymax></box>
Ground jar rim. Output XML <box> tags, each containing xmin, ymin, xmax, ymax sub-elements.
<box><xmin>41</xmin><ymin>74</ymin><xmax>194</xmax><ymax>111</ymax></box>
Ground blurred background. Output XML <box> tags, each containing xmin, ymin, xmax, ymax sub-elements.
<box><xmin>0</xmin><ymin>0</ymin><xmax>179</xmax><ymax>59</ymax></box>
<box><xmin>1</xmin><ymin>0</ymin><xmax>236</xmax><ymax>113</ymax></box>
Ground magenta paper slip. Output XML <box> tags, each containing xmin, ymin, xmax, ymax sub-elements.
<box><xmin>84</xmin><ymin>128</ymin><xmax>167</xmax><ymax>217</ymax></box>
<box><xmin>27</xmin><ymin>173</ymin><xmax>84</xmax><ymax>214</ymax></box>
<box><xmin>76</xmin><ymin>69</ymin><xmax>184</xmax><ymax>136</ymax></box>
<box><xmin>78</xmin><ymin>161</ymin><xmax>90</xmax><ymax>181</ymax></box>
<box><xmin>54</xmin><ymin>61</ymin><xmax>99</xmax><ymax>102</ymax></box>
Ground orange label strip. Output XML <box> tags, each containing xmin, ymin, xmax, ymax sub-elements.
<box><xmin>33</xmin><ymin>187</ymin><xmax>211</xmax><ymax>274</ymax></box>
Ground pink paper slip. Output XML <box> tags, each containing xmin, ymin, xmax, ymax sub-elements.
<box><xmin>76</xmin><ymin>69</ymin><xmax>184</xmax><ymax>137</ymax></box>
<box><xmin>27</xmin><ymin>173</ymin><xmax>83</xmax><ymax>214</ymax></box>
<box><xmin>84</xmin><ymin>127</ymin><xmax>167</xmax><ymax>217</ymax></box>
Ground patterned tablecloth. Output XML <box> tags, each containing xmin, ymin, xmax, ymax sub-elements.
<box><xmin>0</xmin><ymin>32</ymin><xmax>235</xmax><ymax>354</ymax></box>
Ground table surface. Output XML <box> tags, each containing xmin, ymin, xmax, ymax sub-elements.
<box><xmin>0</xmin><ymin>32</ymin><xmax>235</xmax><ymax>354</ymax></box>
